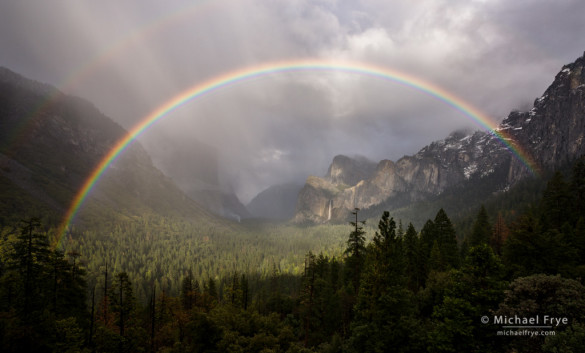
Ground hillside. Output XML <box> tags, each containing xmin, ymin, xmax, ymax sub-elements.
<box><xmin>0</xmin><ymin>67</ymin><xmax>226</xmax><ymax>230</ymax></box>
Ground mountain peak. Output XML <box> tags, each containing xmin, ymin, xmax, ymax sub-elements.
<box><xmin>295</xmin><ymin>51</ymin><xmax>585</xmax><ymax>223</ymax></box>
<box><xmin>326</xmin><ymin>154</ymin><xmax>377</xmax><ymax>186</ymax></box>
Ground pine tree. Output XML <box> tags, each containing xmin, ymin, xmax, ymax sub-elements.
<box><xmin>203</xmin><ymin>277</ymin><xmax>217</xmax><ymax>310</ymax></box>
<box><xmin>371</xmin><ymin>211</ymin><xmax>404</xmax><ymax>284</ymax></box>
<box><xmin>570</xmin><ymin>157</ymin><xmax>585</xmax><ymax>223</ymax></box>
<box><xmin>469</xmin><ymin>205</ymin><xmax>492</xmax><ymax>247</ymax></box>
<box><xmin>397</xmin><ymin>219</ymin><xmax>404</xmax><ymax>239</ymax></box>
<box><xmin>224</xmin><ymin>271</ymin><xmax>242</xmax><ymax>307</ymax></box>
<box><xmin>109</xmin><ymin>272</ymin><xmax>138</xmax><ymax>352</ymax></box>
<box><xmin>429</xmin><ymin>240</ymin><xmax>445</xmax><ymax>272</ymax></box>
<box><xmin>420</xmin><ymin>219</ymin><xmax>436</xmax><ymax>257</ymax></box>
<box><xmin>433</xmin><ymin>209</ymin><xmax>459</xmax><ymax>269</ymax></box>
<box><xmin>348</xmin><ymin>212</ymin><xmax>416</xmax><ymax>353</ymax></box>
<box><xmin>9</xmin><ymin>218</ymin><xmax>50</xmax><ymax>320</ymax></box>
<box><xmin>429</xmin><ymin>244</ymin><xmax>507</xmax><ymax>353</ymax></box>
<box><xmin>2</xmin><ymin>219</ymin><xmax>88</xmax><ymax>352</ymax></box>
<box><xmin>301</xmin><ymin>252</ymin><xmax>317</xmax><ymax>347</ymax></box>
<box><xmin>372</xmin><ymin>211</ymin><xmax>397</xmax><ymax>254</ymax></box>
<box><xmin>541</xmin><ymin>171</ymin><xmax>571</xmax><ymax>230</ymax></box>
<box><xmin>403</xmin><ymin>222</ymin><xmax>423</xmax><ymax>291</ymax></box>
<box><xmin>181</xmin><ymin>270</ymin><xmax>195</xmax><ymax>310</ymax></box>
<box><xmin>240</xmin><ymin>274</ymin><xmax>249</xmax><ymax>310</ymax></box>
<box><xmin>344</xmin><ymin>208</ymin><xmax>366</xmax><ymax>294</ymax></box>
<box><xmin>490</xmin><ymin>212</ymin><xmax>509</xmax><ymax>256</ymax></box>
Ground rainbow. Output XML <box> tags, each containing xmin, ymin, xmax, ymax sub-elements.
<box><xmin>56</xmin><ymin>59</ymin><xmax>540</xmax><ymax>246</ymax></box>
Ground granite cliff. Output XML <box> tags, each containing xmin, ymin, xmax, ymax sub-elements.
<box><xmin>295</xmin><ymin>52</ymin><xmax>585</xmax><ymax>223</ymax></box>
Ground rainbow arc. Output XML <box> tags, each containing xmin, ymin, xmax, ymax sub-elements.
<box><xmin>56</xmin><ymin>59</ymin><xmax>540</xmax><ymax>246</ymax></box>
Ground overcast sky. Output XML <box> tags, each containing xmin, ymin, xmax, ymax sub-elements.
<box><xmin>2</xmin><ymin>0</ymin><xmax>585</xmax><ymax>203</ymax></box>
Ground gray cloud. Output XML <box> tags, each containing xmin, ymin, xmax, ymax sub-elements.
<box><xmin>2</xmin><ymin>0</ymin><xmax>585</xmax><ymax>203</ymax></box>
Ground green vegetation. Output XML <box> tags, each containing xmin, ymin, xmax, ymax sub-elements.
<box><xmin>64</xmin><ymin>217</ymin><xmax>352</xmax><ymax>303</ymax></box>
<box><xmin>1</xmin><ymin>157</ymin><xmax>585</xmax><ymax>352</ymax></box>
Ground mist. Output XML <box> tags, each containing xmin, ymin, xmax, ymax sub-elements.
<box><xmin>2</xmin><ymin>0</ymin><xmax>585</xmax><ymax>203</ymax></box>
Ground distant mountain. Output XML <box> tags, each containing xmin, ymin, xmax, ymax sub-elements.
<box><xmin>247</xmin><ymin>183</ymin><xmax>303</xmax><ymax>220</ymax></box>
<box><xmin>294</xmin><ymin>51</ymin><xmax>585</xmax><ymax>224</ymax></box>
<box><xmin>0</xmin><ymin>67</ymin><xmax>226</xmax><ymax>229</ymax></box>
<box><xmin>326</xmin><ymin>155</ymin><xmax>377</xmax><ymax>186</ymax></box>
<box><xmin>148</xmin><ymin>137</ymin><xmax>251</xmax><ymax>221</ymax></box>
<box><xmin>188</xmin><ymin>187</ymin><xmax>251</xmax><ymax>221</ymax></box>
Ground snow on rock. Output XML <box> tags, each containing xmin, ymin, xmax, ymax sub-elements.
<box><xmin>464</xmin><ymin>163</ymin><xmax>478</xmax><ymax>179</ymax></box>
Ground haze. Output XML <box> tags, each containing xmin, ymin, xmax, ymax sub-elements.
<box><xmin>1</xmin><ymin>0</ymin><xmax>585</xmax><ymax>203</ymax></box>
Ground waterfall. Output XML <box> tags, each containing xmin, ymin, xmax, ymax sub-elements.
<box><xmin>327</xmin><ymin>199</ymin><xmax>332</xmax><ymax>221</ymax></box>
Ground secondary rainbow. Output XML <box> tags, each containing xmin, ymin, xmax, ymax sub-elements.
<box><xmin>4</xmin><ymin>0</ymin><xmax>219</xmax><ymax>154</ymax></box>
<box><xmin>56</xmin><ymin>59</ymin><xmax>540</xmax><ymax>245</ymax></box>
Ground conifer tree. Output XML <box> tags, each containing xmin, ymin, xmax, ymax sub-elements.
<box><xmin>224</xmin><ymin>271</ymin><xmax>242</xmax><ymax>307</ymax></box>
<box><xmin>110</xmin><ymin>272</ymin><xmax>135</xmax><ymax>338</ymax></box>
<box><xmin>403</xmin><ymin>222</ymin><xmax>423</xmax><ymax>291</ymax></box>
<box><xmin>433</xmin><ymin>209</ymin><xmax>459</xmax><ymax>269</ymax></box>
<box><xmin>397</xmin><ymin>219</ymin><xmax>404</xmax><ymax>238</ymax></box>
<box><xmin>541</xmin><ymin>171</ymin><xmax>571</xmax><ymax>230</ymax></box>
<box><xmin>344</xmin><ymin>208</ymin><xmax>366</xmax><ymax>294</ymax></box>
<box><xmin>491</xmin><ymin>212</ymin><xmax>509</xmax><ymax>256</ymax></box>
<box><xmin>203</xmin><ymin>277</ymin><xmax>217</xmax><ymax>310</ymax></box>
<box><xmin>469</xmin><ymin>205</ymin><xmax>492</xmax><ymax>247</ymax></box>
<box><xmin>430</xmin><ymin>244</ymin><xmax>506</xmax><ymax>353</ymax></box>
<box><xmin>420</xmin><ymin>219</ymin><xmax>436</xmax><ymax>257</ymax></box>
<box><xmin>348</xmin><ymin>212</ymin><xmax>416</xmax><ymax>353</ymax></box>
<box><xmin>301</xmin><ymin>252</ymin><xmax>317</xmax><ymax>347</ymax></box>
<box><xmin>240</xmin><ymin>274</ymin><xmax>249</xmax><ymax>310</ymax></box>
<box><xmin>10</xmin><ymin>218</ymin><xmax>50</xmax><ymax>319</ymax></box>
<box><xmin>181</xmin><ymin>270</ymin><xmax>195</xmax><ymax>310</ymax></box>
<box><xmin>429</xmin><ymin>240</ymin><xmax>445</xmax><ymax>272</ymax></box>
<box><xmin>570</xmin><ymin>156</ymin><xmax>585</xmax><ymax>223</ymax></box>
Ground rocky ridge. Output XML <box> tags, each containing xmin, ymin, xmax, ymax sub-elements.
<box><xmin>294</xmin><ymin>51</ymin><xmax>585</xmax><ymax>223</ymax></box>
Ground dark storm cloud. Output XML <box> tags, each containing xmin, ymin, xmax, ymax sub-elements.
<box><xmin>1</xmin><ymin>0</ymin><xmax>585</xmax><ymax>202</ymax></box>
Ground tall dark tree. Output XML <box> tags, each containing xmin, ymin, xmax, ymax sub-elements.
<box><xmin>570</xmin><ymin>156</ymin><xmax>585</xmax><ymax>222</ymax></box>
<box><xmin>344</xmin><ymin>208</ymin><xmax>367</xmax><ymax>294</ymax></box>
<box><xmin>9</xmin><ymin>218</ymin><xmax>50</xmax><ymax>319</ymax></box>
<box><xmin>490</xmin><ymin>212</ymin><xmax>509</xmax><ymax>256</ymax></box>
<box><xmin>181</xmin><ymin>270</ymin><xmax>196</xmax><ymax>310</ymax></box>
<box><xmin>469</xmin><ymin>205</ymin><xmax>492</xmax><ymax>247</ymax></box>
<box><xmin>348</xmin><ymin>212</ymin><xmax>418</xmax><ymax>353</ymax></box>
<box><xmin>429</xmin><ymin>244</ymin><xmax>507</xmax><ymax>353</ymax></box>
<box><xmin>403</xmin><ymin>222</ymin><xmax>423</xmax><ymax>291</ymax></box>
<box><xmin>0</xmin><ymin>219</ymin><xmax>88</xmax><ymax>352</ymax></box>
<box><xmin>224</xmin><ymin>271</ymin><xmax>242</xmax><ymax>307</ymax></box>
<box><xmin>420</xmin><ymin>219</ymin><xmax>436</xmax><ymax>258</ymax></box>
<box><xmin>109</xmin><ymin>272</ymin><xmax>140</xmax><ymax>352</ymax></box>
<box><xmin>433</xmin><ymin>209</ymin><xmax>460</xmax><ymax>269</ymax></box>
<box><xmin>541</xmin><ymin>171</ymin><xmax>571</xmax><ymax>230</ymax></box>
<box><xmin>240</xmin><ymin>274</ymin><xmax>249</xmax><ymax>311</ymax></box>
<box><xmin>203</xmin><ymin>277</ymin><xmax>218</xmax><ymax>310</ymax></box>
<box><xmin>301</xmin><ymin>251</ymin><xmax>317</xmax><ymax>347</ymax></box>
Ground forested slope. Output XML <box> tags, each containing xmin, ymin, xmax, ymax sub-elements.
<box><xmin>1</xmin><ymin>157</ymin><xmax>585</xmax><ymax>352</ymax></box>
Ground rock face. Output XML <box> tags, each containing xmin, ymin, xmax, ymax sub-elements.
<box><xmin>295</xmin><ymin>51</ymin><xmax>585</xmax><ymax>223</ymax></box>
<box><xmin>502</xmin><ymin>52</ymin><xmax>585</xmax><ymax>177</ymax></box>
<box><xmin>326</xmin><ymin>155</ymin><xmax>377</xmax><ymax>186</ymax></box>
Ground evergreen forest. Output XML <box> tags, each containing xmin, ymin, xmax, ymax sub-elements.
<box><xmin>1</xmin><ymin>157</ymin><xmax>585</xmax><ymax>352</ymax></box>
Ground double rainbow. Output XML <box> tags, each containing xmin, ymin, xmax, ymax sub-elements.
<box><xmin>56</xmin><ymin>59</ymin><xmax>539</xmax><ymax>245</ymax></box>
